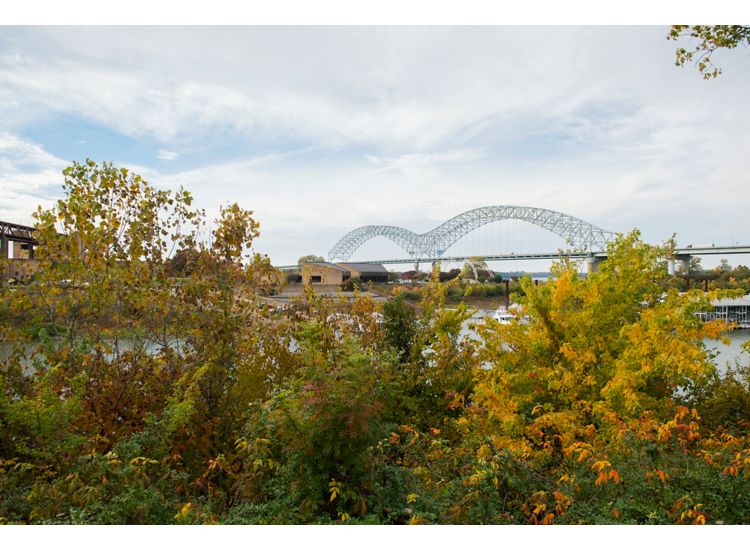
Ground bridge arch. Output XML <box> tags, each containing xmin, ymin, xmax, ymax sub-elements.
<box><xmin>328</xmin><ymin>206</ymin><xmax>613</xmax><ymax>261</ymax></box>
<box><xmin>327</xmin><ymin>225</ymin><xmax>422</xmax><ymax>262</ymax></box>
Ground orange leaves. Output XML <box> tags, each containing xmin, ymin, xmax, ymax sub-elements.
<box><xmin>522</xmin><ymin>491</ymin><xmax>551</xmax><ymax>525</ymax></box>
<box><xmin>398</xmin><ymin>424</ymin><xmax>420</xmax><ymax>447</ymax></box>
<box><xmin>657</xmin><ymin>406</ymin><xmax>702</xmax><ymax>447</ymax></box>
<box><xmin>591</xmin><ymin>459</ymin><xmax>611</xmax><ymax>473</ymax></box>
<box><xmin>523</xmin><ymin>490</ymin><xmax>573</xmax><ymax>524</ymax></box>
<box><xmin>672</xmin><ymin>497</ymin><xmax>709</xmax><ymax>525</ymax></box>
<box><xmin>592</xmin><ymin>461</ymin><xmax>620</xmax><ymax>486</ymax></box>
<box><xmin>645</xmin><ymin>469</ymin><xmax>670</xmax><ymax>483</ymax></box>
<box><xmin>564</xmin><ymin>441</ymin><xmax>594</xmax><ymax>463</ymax></box>
<box><xmin>564</xmin><ymin>446</ymin><xmax>623</xmax><ymax>488</ymax></box>
<box><xmin>698</xmin><ymin>432</ymin><xmax>750</xmax><ymax>479</ymax></box>
<box><xmin>553</xmin><ymin>490</ymin><xmax>572</xmax><ymax>516</ymax></box>
<box><xmin>721</xmin><ymin>449</ymin><xmax>750</xmax><ymax>479</ymax></box>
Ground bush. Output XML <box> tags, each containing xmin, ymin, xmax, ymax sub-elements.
<box><xmin>382</xmin><ymin>295</ymin><xmax>416</xmax><ymax>361</ymax></box>
<box><xmin>342</xmin><ymin>277</ymin><xmax>362</xmax><ymax>291</ymax></box>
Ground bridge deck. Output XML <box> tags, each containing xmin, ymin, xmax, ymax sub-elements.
<box><xmin>275</xmin><ymin>245</ymin><xmax>750</xmax><ymax>270</ymax></box>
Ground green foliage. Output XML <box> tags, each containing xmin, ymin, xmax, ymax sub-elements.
<box><xmin>297</xmin><ymin>254</ymin><xmax>324</xmax><ymax>266</ymax></box>
<box><xmin>669</xmin><ymin>25</ymin><xmax>750</xmax><ymax>79</ymax></box>
<box><xmin>236</xmin><ymin>327</ymin><xmax>401</xmax><ymax>522</ymax></box>
<box><xmin>382</xmin><ymin>295</ymin><xmax>417</xmax><ymax>362</ymax></box>
<box><xmin>402</xmin><ymin>290</ymin><xmax>421</xmax><ymax>301</ymax></box>
<box><xmin>341</xmin><ymin>276</ymin><xmax>362</xmax><ymax>291</ymax></box>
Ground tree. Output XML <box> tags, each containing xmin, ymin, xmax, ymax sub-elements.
<box><xmin>439</xmin><ymin>268</ymin><xmax>462</xmax><ymax>282</ymax></box>
<box><xmin>298</xmin><ymin>254</ymin><xmax>324</xmax><ymax>266</ymax></box>
<box><xmin>669</xmin><ymin>25</ymin><xmax>750</xmax><ymax>79</ymax></box>
<box><xmin>474</xmin><ymin>231</ymin><xmax>730</xmax><ymax>458</ymax></box>
<box><xmin>0</xmin><ymin>160</ymin><xmax>293</xmax><ymax>523</ymax></box>
<box><xmin>382</xmin><ymin>294</ymin><xmax>416</xmax><ymax>361</ymax></box>
<box><xmin>341</xmin><ymin>276</ymin><xmax>362</xmax><ymax>291</ymax></box>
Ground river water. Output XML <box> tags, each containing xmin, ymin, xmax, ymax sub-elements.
<box><xmin>3</xmin><ymin>323</ymin><xmax>749</xmax><ymax>376</ymax></box>
<box><xmin>704</xmin><ymin>329</ymin><xmax>750</xmax><ymax>374</ymax></box>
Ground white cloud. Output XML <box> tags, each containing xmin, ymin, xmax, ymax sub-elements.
<box><xmin>157</xmin><ymin>149</ymin><xmax>179</xmax><ymax>161</ymax></box>
<box><xmin>0</xmin><ymin>27</ymin><xmax>749</xmax><ymax>267</ymax></box>
<box><xmin>0</xmin><ymin>133</ymin><xmax>66</xmax><ymax>225</ymax></box>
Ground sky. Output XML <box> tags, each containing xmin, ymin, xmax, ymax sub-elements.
<box><xmin>1</xmin><ymin>26</ymin><xmax>749</xmax><ymax>268</ymax></box>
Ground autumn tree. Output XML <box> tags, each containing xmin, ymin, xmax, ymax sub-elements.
<box><xmin>0</xmin><ymin>160</ymin><xmax>292</xmax><ymax>522</ymax></box>
<box><xmin>297</xmin><ymin>254</ymin><xmax>325</xmax><ymax>266</ymax></box>
<box><xmin>669</xmin><ymin>25</ymin><xmax>750</xmax><ymax>79</ymax></box>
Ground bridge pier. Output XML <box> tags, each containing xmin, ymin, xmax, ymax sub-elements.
<box><xmin>586</xmin><ymin>256</ymin><xmax>602</xmax><ymax>275</ymax></box>
<box><xmin>677</xmin><ymin>255</ymin><xmax>691</xmax><ymax>274</ymax></box>
<box><xmin>668</xmin><ymin>255</ymin><xmax>691</xmax><ymax>276</ymax></box>
<box><xmin>0</xmin><ymin>235</ymin><xmax>6</xmax><ymax>285</ymax></box>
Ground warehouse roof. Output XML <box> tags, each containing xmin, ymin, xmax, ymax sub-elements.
<box><xmin>337</xmin><ymin>263</ymin><xmax>389</xmax><ymax>274</ymax></box>
<box><xmin>305</xmin><ymin>262</ymin><xmax>351</xmax><ymax>273</ymax></box>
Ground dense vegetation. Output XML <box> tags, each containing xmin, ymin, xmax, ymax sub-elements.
<box><xmin>670</xmin><ymin>259</ymin><xmax>750</xmax><ymax>294</ymax></box>
<box><xmin>1</xmin><ymin>161</ymin><xmax>749</xmax><ymax>524</ymax></box>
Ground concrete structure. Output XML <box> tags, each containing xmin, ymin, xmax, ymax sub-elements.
<box><xmin>301</xmin><ymin>262</ymin><xmax>351</xmax><ymax>286</ymax></box>
<box><xmin>336</xmin><ymin>262</ymin><xmax>389</xmax><ymax>283</ymax></box>
<box><xmin>696</xmin><ymin>295</ymin><xmax>750</xmax><ymax>329</ymax></box>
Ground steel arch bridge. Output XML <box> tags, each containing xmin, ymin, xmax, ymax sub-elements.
<box><xmin>328</xmin><ymin>205</ymin><xmax>614</xmax><ymax>261</ymax></box>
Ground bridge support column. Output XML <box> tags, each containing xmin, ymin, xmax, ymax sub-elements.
<box><xmin>0</xmin><ymin>235</ymin><xmax>6</xmax><ymax>285</ymax></box>
<box><xmin>586</xmin><ymin>257</ymin><xmax>602</xmax><ymax>275</ymax></box>
<box><xmin>677</xmin><ymin>255</ymin><xmax>691</xmax><ymax>274</ymax></box>
<box><xmin>414</xmin><ymin>262</ymin><xmax>419</xmax><ymax>273</ymax></box>
<box><xmin>12</xmin><ymin>241</ymin><xmax>25</xmax><ymax>259</ymax></box>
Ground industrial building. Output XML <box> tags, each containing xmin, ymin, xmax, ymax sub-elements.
<box><xmin>301</xmin><ymin>262</ymin><xmax>351</xmax><ymax>286</ymax></box>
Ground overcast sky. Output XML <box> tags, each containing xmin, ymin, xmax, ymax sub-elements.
<box><xmin>1</xmin><ymin>26</ymin><xmax>749</xmax><ymax>267</ymax></box>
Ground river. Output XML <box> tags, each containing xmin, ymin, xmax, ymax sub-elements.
<box><xmin>704</xmin><ymin>329</ymin><xmax>750</xmax><ymax>374</ymax></box>
<box><xmin>3</xmin><ymin>322</ymin><xmax>749</xmax><ymax>376</ymax></box>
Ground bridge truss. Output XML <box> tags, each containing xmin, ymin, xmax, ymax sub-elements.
<box><xmin>0</xmin><ymin>221</ymin><xmax>37</xmax><ymax>245</ymax></box>
<box><xmin>328</xmin><ymin>206</ymin><xmax>614</xmax><ymax>262</ymax></box>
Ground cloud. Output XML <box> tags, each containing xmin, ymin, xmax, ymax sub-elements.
<box><xmin>157</xmin><ymin>149</ymin><xmax>179</xmax><ymax>161</ymax></box>
<box><xmin>0</xmin><ymin>27</ymin><xmax>748</xmax><ymax>267</ymax></box>
<box><xmin>0</xmin><ymin>133</ymin><xmax>67</xmax><ymax>224</ymax></box>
